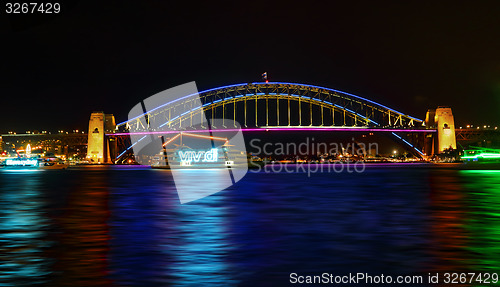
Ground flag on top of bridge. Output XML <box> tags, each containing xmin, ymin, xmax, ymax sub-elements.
<box><xmin>262</xmin><ymin>72</ymin><xmax>267</xmax><ymax>80</ymax></box>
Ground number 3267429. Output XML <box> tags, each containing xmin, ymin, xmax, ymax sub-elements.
<box><xmin>6</xmin><ymin>3</ymin><xmax>60</xmax><ymax>14</ymax></box>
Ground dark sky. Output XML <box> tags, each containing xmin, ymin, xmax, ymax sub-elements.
<box><xmin>2</xmin><ymin>1</ymin><xmax>500</xmax><ymax>133</ymax></box>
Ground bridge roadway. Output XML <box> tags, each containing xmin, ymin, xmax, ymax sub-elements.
<box><xmin>1</xmin><ymin>133</ymin><xmax>87</xmax><ymax>145</ymax></box>
<box><xmin>1</xmin><ymin>126</ymin><xmax>436</xmax><ymax>139</ymax></box>
<box><xmin>109</xmin><ymin>126</ymin><xmax>436</xmax><ymax>136</ymax></box>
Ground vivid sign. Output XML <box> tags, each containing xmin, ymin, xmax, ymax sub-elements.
<box><xmin>178</xmin><ymin>148</ymin><xmax>218</xmax><ymax>163</ymax></box>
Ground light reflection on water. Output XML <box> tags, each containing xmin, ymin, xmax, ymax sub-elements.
<box><xmin>461</xmin><ymin>170</ymin><xmax>500</xmax><ymax>273</ymax></box>
<box><xmin>49</xmin><ymin>170</ymin><xmax>113</xmax><ymax>286</ymax></box>
<box><xmin>0</xmin><ymin>166</ymin><xmax>500</xmax><ymax>286</ymax></box>
<box><xmin>169</xmin><ymin>195</ymin><xmax>235</xmax><ymax>286</ymax></box>
<box><xmin>0</xmin><ymin>170</ymin><xmax>51</xmax><ymax>286</ymax></box>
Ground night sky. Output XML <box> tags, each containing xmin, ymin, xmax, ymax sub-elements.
<box><xmin>2</xmin><ymin>1</ymin><xmax>500</xmax><ymax>133</ymax></box>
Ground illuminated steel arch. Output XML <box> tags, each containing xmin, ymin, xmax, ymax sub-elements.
<box><xmin>116</xmin><ymin>82</ymin><xmax>423</xmax><ymax>132</ymax></box>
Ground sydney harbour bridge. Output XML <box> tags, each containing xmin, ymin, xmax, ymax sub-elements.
<box><xmin>104</xmin><ymin>82</ymin><xmax>445</xmax><ymax>163</ymax></box>
<box><xmin>4</xmin><ymin>81</ymin><xmax>490</xmax><ymax>163</ymax></box>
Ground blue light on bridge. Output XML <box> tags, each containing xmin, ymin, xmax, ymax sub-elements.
<box><xmin>391</xmin><ymin>132</ymin><xmax>424</xmax><ymax>156</ymax></box>
<box><xmin>116</xmin><ymin>135</ymin><xmax>147</xmax><ymax>159</ymax></box>
<box><xmin>158</xmin><ymin>116</ymin><xmax>180</xmax><ymax>128</ymax></box>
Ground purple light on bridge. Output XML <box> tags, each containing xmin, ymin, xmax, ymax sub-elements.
<box><xmin>109</xmin><ymin>127</ymin><xmax>436</xmax><ymax>136</ymax></box>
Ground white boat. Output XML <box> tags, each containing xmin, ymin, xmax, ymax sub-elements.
<box><xmin>39</xmin><ymin>159</ymin><xmax>69</xmax><ymax>169</ymax></box>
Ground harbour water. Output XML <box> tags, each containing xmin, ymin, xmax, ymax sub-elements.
<box><xmin>1</xmin><ymin>164</ymin><xmax>500</xmax><ymax>286</ymax></box>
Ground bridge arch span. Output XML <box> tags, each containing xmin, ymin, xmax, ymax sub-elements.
<box><xmin>117</xmin><ymin>82</ymin><xmax>423</xmax><ymax>132</ymax></box>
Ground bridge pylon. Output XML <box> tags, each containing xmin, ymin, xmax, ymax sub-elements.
<box><xmin>424</xmin><ymin>106</ymin><xmax>457</xmax><ymax>155</ymax></box>
<box><xmin>86</xmin><ymin>112</ymin><xmax>116</xmax><ymax>163</ymax></box>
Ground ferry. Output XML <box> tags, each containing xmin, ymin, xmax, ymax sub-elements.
<box><xmin>461</xmin><ymin>146</ymin><xmax>500</xmax><ymax>163</ymax></box>
<box><xmin>1</xmin><ymin>157</ymin><xmax>69</xmax><ymax>169</ymax></box>
<box><xmin>1</xmin><ymin>144</ymin><xmax>69</xmax><ymax>170</ymax></box>
<box><xmin>2</xmin><ymin>158</ymin><xmax>39</xmax><ymax>168</ymax></box>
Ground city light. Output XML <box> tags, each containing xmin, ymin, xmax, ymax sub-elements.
<box><xmin>26</xmin><ymin>144</ymin><xmax>31</xmax><ymax>158</ymax></box>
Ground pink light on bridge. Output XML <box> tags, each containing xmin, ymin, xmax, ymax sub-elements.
<box><xmin>109</xmin><ymin>127</ymin><xmax>436</xmax><ymax>136</ymax></box>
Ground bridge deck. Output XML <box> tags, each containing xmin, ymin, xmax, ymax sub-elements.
<box><xmin>109</xmin><ymin>127</ymin><xmax>436</xmax><ymax>136</ymax></box>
